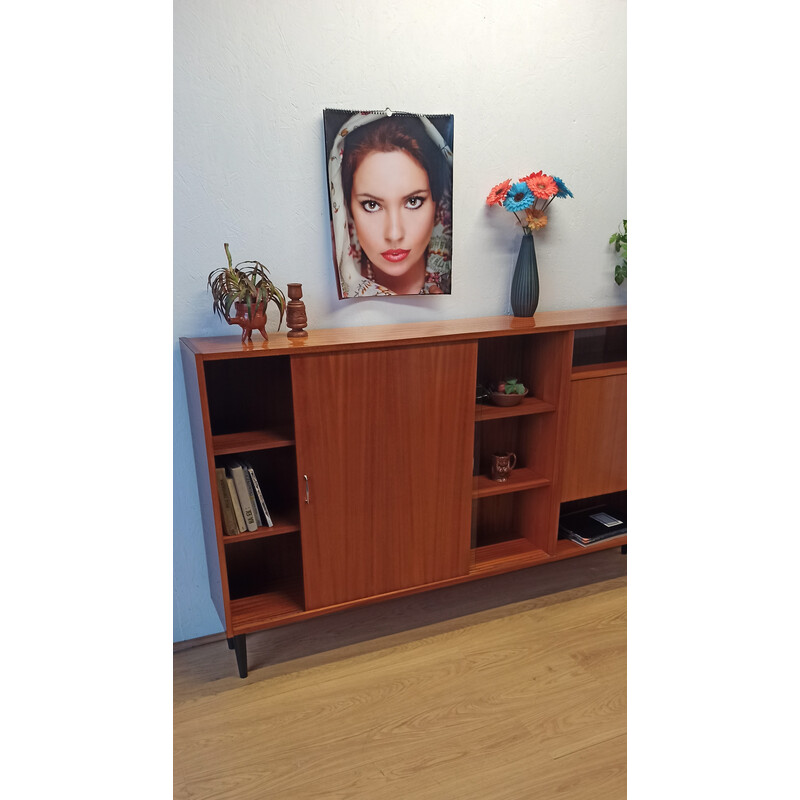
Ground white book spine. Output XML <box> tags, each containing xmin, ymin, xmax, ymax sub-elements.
<box><xmin>247</xmin><ymin>466</ymin><xmax>273</xmax><ymax>527</ymax></box>
<box><xmin>241</xmin><ymin>469</ymin><xmax>263</xmax><ymax>528</ymax></box>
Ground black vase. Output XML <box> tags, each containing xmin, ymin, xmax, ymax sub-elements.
<box><xmin>510</xmin><ymin>230</ymin><xmax>539</xmax><ymax>318</ymax></box>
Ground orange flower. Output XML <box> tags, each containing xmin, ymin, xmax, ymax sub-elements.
<box><xmin>522</xmin><ymin>171</ymin><xmax>558</xmax><ymax>199</ymax></box>
<box><xmin>525</xmin><ymin>208</ymin><xmax>548</xmax><ymax>229</ymax></box>
<box><xmin>486</xmin><ymin>179</ymin><xmax>512</xmax><ymax>206</ymax></box>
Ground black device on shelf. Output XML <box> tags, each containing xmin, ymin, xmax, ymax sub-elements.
<box><xmin>558</xmin><ymin>504</ymin><xmax>626</xmax><ymax>547</ymax></box>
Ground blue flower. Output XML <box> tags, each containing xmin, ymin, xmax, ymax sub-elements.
<box><xmin>553</xmin><ymin>177</ymin><xmax>573</xmax><ymax>198</ymax></box>
<box><xmin>503</xmin><ymin>182</ymin><xmax>535</xmax><ymax>212</ymax></box>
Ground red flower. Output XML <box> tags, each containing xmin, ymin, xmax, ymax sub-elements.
<box><xmin>522</xmin><ymin>171</ymin><xmax>558</xmax><ymax>199</ymax></box>
<box><xmin>486</xmin><ymin>179</ymin><xmax>512</xmax><ymax>206</ymax></box>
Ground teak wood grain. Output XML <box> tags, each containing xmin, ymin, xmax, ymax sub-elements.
<box><xmin>561</xmin><ymin>373</ymin><xmax>627</xmax><ymax>502</ymax></box>
<box><xmin>178</xmin><ymin>308</ymin><xmax>627</xmax><ymax>660</ymax></box>
<box><xmin>180</xmin><ymin>307</ymin><xmax>627</xmax><ymax>358</ymax></box>
<box><xmin>472</xmin><ymin>330</ymin><xmax>573</xmax><ymax>553</ymax></box>
<box><xmin>292</xmin><ymin>341</ymin><xmax>477</xmax><ymax>608</ymax></box>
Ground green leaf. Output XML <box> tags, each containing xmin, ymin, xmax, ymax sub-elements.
<box><xmin>205</xmin><ymin>245</ymin><xmax>288</xmax><ymax>329</ymax></box>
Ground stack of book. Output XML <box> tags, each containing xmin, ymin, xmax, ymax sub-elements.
<box><xmin>214</xmin><ymin>460</ymin><xmax>274</xmax><ymax>536</ymax></box>
<box><xmin>558</xmin><ymin>507</ymin><xmax>626</xmax><ymax>547</ymax></box>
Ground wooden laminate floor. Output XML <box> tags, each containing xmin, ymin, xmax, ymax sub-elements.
<box><xmin>174</xmin><ymin>549</ymin><xmax>627</xmax><ymax>799</ymax></box>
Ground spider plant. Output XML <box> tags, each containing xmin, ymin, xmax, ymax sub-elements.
<box><xmin>207</xmin><ymin>243</ymin><xmax>286</xmax><ymax>328</ymax></box>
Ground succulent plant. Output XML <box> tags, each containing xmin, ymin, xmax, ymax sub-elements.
<box><xmin>495</xmin><ymin>378</ymin><xmax>527</xmax><ymax>395</ymax></box>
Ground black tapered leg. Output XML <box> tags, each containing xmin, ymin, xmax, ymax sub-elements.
<box><xmin>233</xmin><ymin>634</ymin><xmax>248</xmax><ymax>678</ymax></box>
<box><xmin>227</xmin><ymin>637</ymin><xmax>235</xmax><ymax>650</ymax></box>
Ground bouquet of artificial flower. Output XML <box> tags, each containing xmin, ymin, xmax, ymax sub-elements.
<box><xmin>486</xmin><ymin>171</ymin><xmax>573</xmax><ymax>231</ymax></box>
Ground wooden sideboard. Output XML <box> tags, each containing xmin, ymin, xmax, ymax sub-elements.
<box><xmin>180</xmin><ymin>307</ymin><xmax>627</xmax><ymax>677</ymax></box>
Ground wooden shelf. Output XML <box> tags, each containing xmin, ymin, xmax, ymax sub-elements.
<box><xmin>212</xmin><ymin>427</ymin><xmax>295</xmax><ymax>455</ymax></box>
<box><xmin>472</xmin><ymin>468</ymin><xmax>550</xmax><ymax>498</ymax></box>
<box><xmin>554</xmin><ymin>535</ymin><xmax>626</xmax><ymax>556</ymax></box>
<box><xmin>571</xmin><ymin>361</ymin><xmax>627</xmax><ymax>381</ymax></box>
<box><xmin>475</xmin><ymin>396</ymin><xmax>556</xmax><ymax>421</ymax></box>
<box><xmin>222</xmin><ymin>514</ymin><xmax>300</xmax><ymax>544</ymax></box>
<box><xmin>230</xmin><ymin>586</ymin><xmax>305</xmax><ymax>633</ymax></box>
<box><xmin>470</xmin><ymin>538</ymin><xmax>550</xmax><ymax>575</ymax></box>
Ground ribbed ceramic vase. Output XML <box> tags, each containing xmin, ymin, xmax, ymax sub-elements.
<box><xmin>510</xmin><ymin>230</ymin><xmax>539</xmax><ymax>317</ymax></box>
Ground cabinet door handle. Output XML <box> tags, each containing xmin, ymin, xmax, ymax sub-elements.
<box><xmin>304</xmin><ymin>474</ymin><xmax>310</xmax><ymax>504</ymax></box>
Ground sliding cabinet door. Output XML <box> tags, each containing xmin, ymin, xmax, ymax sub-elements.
<box><xmin>561</xmin><ymin>373</ymin><xmax>627</xmax><ymax>502</ymax></box>
<box><xmin>292</xmin><ymin>342</ymin><xmax>476</xmax><ymax>609</ymax></box>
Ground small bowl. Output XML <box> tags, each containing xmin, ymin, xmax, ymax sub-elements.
<box><xmin>489</xmin><ymin>389</ymin><xmax>528</xmax><ymax>407</ymax></box>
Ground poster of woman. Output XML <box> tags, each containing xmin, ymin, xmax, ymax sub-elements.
<box><xmin>324</xmin><ymin>109</ymin><xmax>454</xmax><ymax>299</ymax></box>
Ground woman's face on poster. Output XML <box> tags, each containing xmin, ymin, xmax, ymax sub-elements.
<box><xmin>349</xmin><ymin>150</ymin><xmax>436</xmax><ymax>286</ymax></box>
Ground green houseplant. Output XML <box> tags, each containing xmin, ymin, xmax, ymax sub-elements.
<box><xmin>610</xmin><ymin>219</ymin><xmax>627</xmax><ymax>285</ymax></box>
<box><xmin>207</xmin><ymin>243</ymin><xmax>286</xmax><ymax>342</ymax></box>
<box><xmin>495</xmin><ymin>377</ymin><xmax>527</xmax><ymax>396</ymax></box>
<box><xmin>489</xmin><ymin>377</ymin><xmax>528</xmax><ymax>407</ymax></box>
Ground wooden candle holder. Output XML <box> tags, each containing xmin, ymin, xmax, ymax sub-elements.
<box><xmin>286</xmin><ymin>283</ymin><xmax>308</xmax><ymax>338</ymax></box>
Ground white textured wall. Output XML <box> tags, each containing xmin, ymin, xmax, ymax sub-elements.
<box><xmin>174</xmin><ymin>0</ymin><xmax>627</xmax><ymax>640</ymax></box>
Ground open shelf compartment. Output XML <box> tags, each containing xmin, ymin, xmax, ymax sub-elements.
<box><xmin>204</xmin><ymin>355</ymin><xmax>295</xmax><ymax>441</ymax></box>
<box><xmin>215</xmin><ymin>446</ymin><xmax>301</xmax><ymax>541</ymax></box>
<box><xmin>471</xmin><ymin>488</ymin><xmax>556</xmax><ymax>552</ymax></box>
<box><xmin>470</xmin><ymin>538</ymin><xmax>550</xmax><ymax>576</ymax></box>
<box><xmin>558</xmin><ymin>490</ymin><xmax>627</xmax><ymax>551</ymax></box>
<box><xmin>572</xmin><ymin>325</ymin><xmax>627</xmax><ymax>368</ymax></box>
<box><xmin>225</xmin><ymin>534</ymin><xmax>305</xmax><ymax>631</ymax></box>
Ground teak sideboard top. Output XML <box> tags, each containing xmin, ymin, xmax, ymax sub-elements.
<box><xmin>180</xmin><ymin>306</ymin><xmax>627</xmax><ymax>359</ymax></box>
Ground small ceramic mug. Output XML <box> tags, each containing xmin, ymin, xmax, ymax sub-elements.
<box><xmin>490</xmin><ymin>451</ymin><xmax>517</xmax><ymax>482</ymax></box>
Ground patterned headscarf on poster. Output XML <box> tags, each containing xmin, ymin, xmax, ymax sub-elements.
<box><xmin>327</xmin><ymin>111</ymin><xmax>453</xmax><ymax>298</ymax></box>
